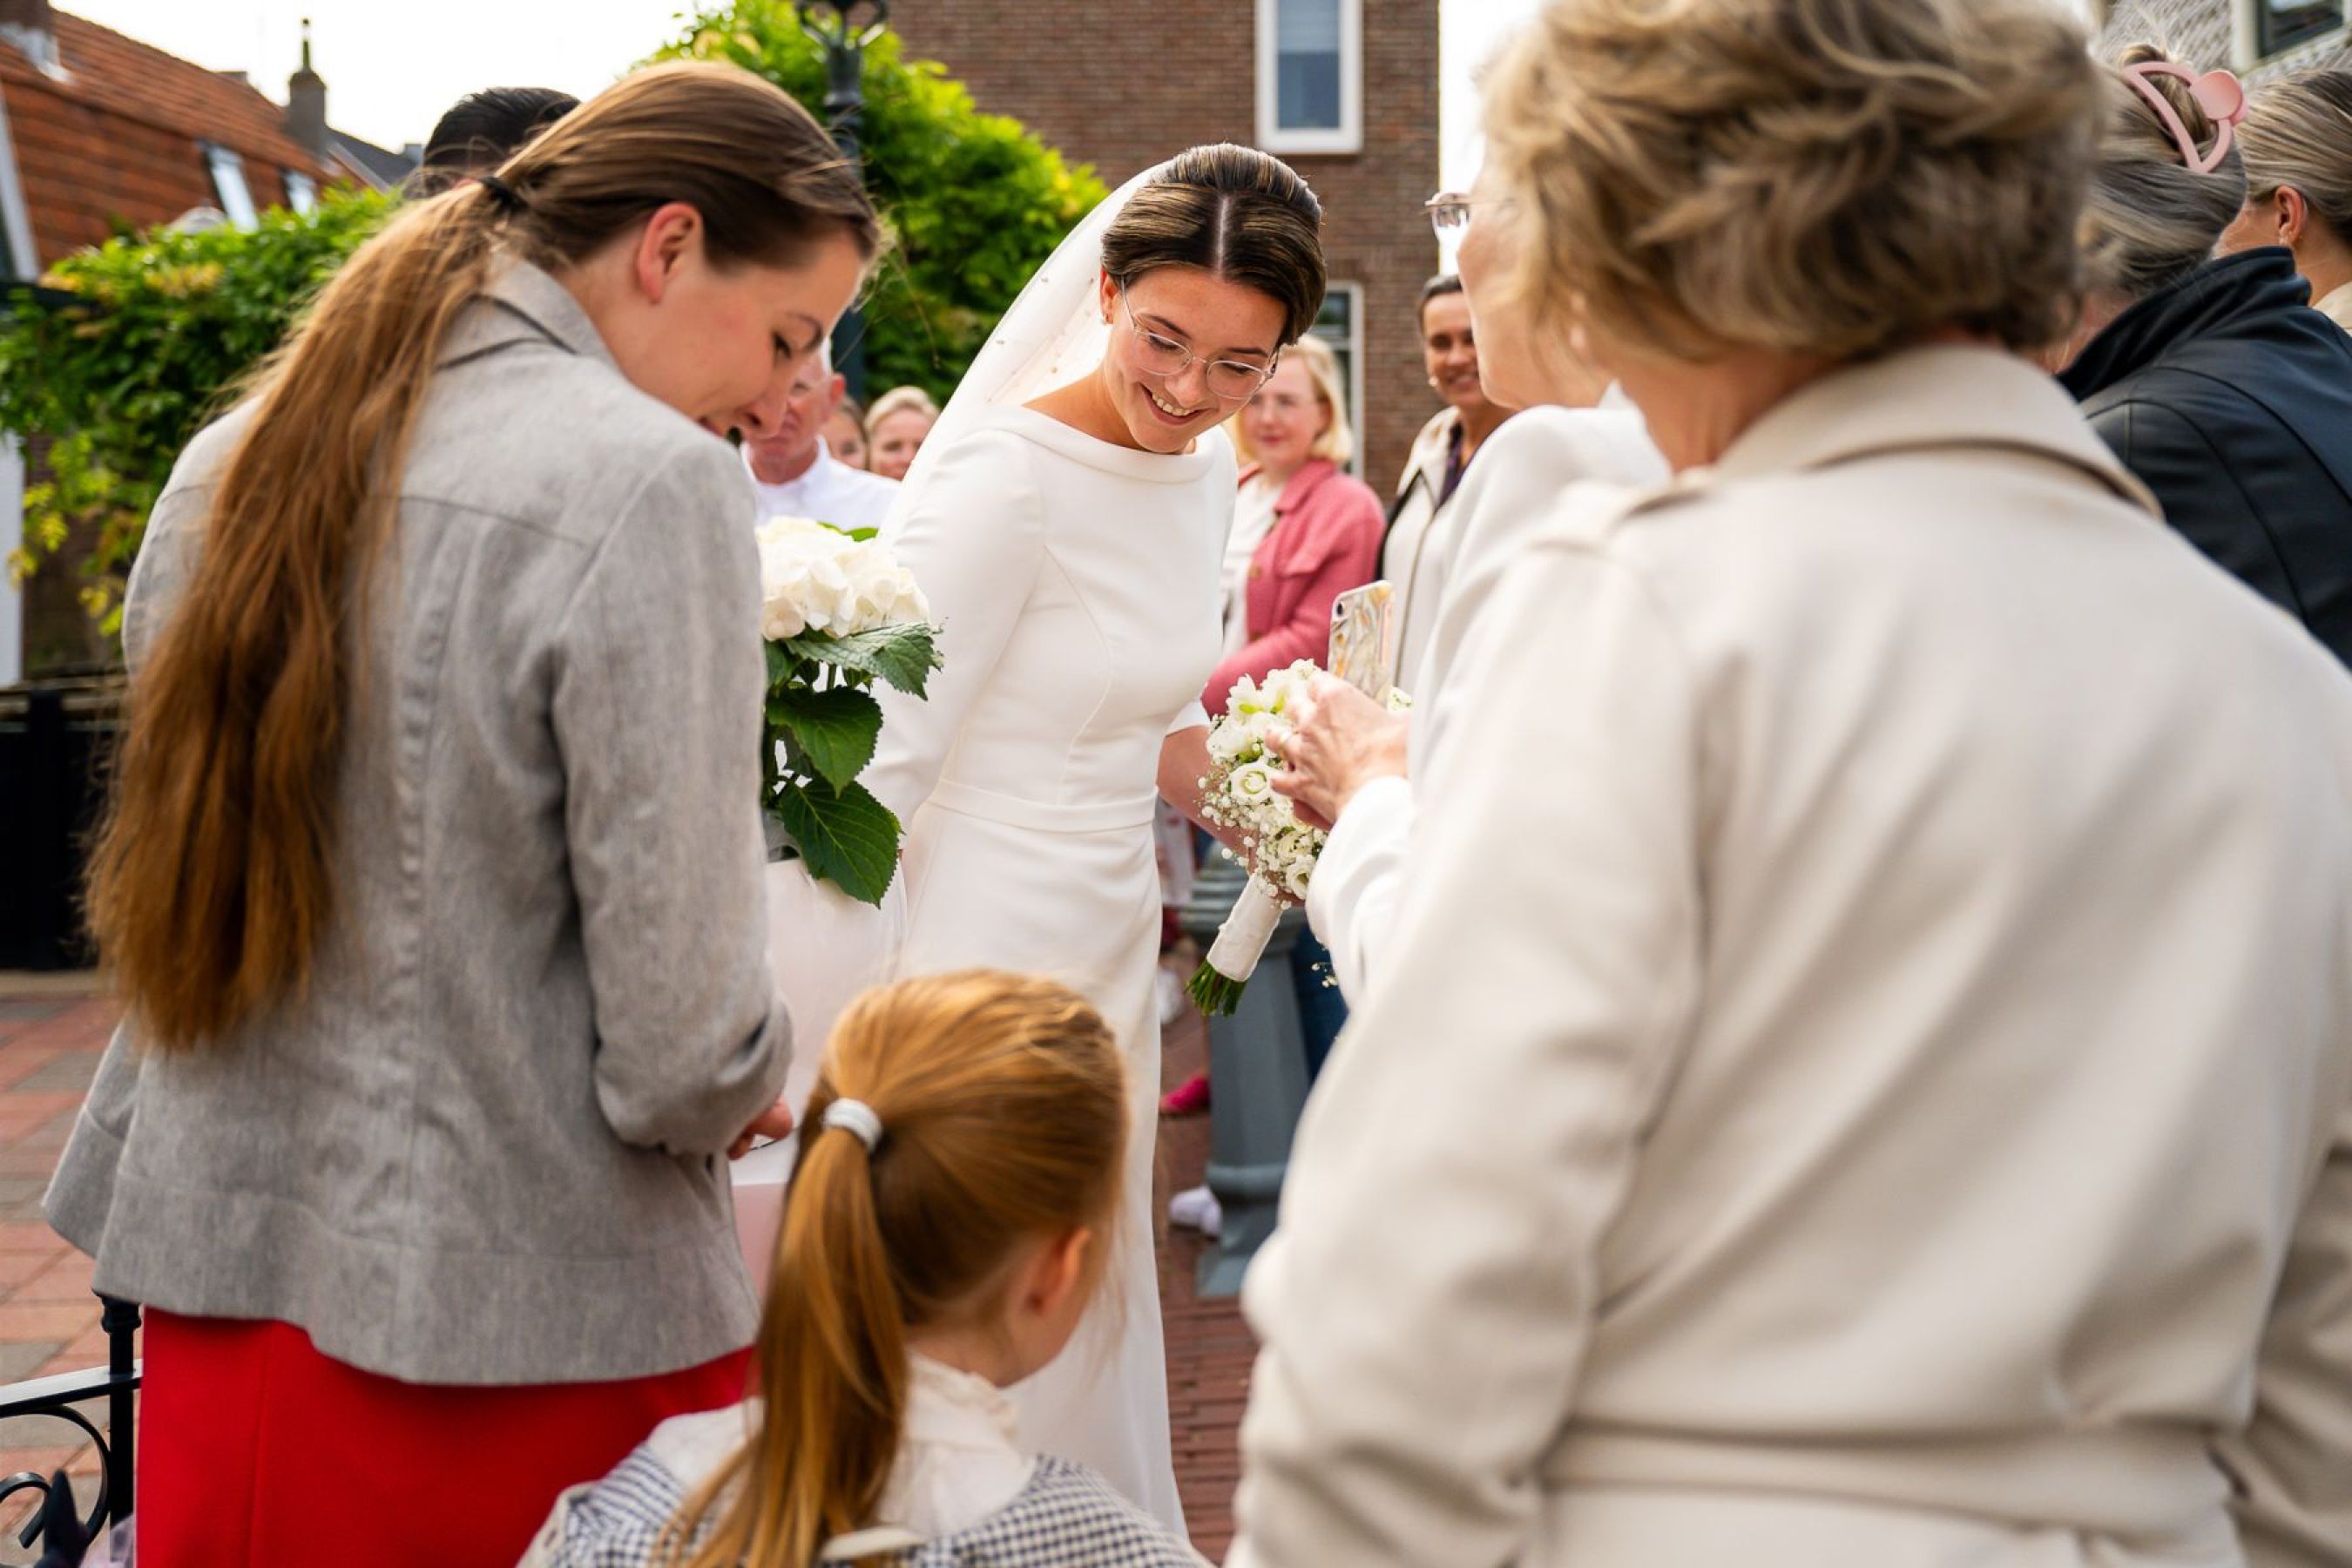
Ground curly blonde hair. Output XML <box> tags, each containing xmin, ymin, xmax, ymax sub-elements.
<box><xmin>1481</xmin><ymin>0</ymin><xmax>2101</xmax><ymax>360</ymax></box>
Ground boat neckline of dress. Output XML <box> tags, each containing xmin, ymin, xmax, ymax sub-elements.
<box><xmin>976</xmin><ymin>402</ymin><xmax>1224</xmax><ymax>484</ymax></box>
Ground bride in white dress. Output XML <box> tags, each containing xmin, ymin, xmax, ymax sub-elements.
<box><xmin>857</xmin><ymin>145</ymin><xmax>1328</xmax><ymax>1533</ymax></box>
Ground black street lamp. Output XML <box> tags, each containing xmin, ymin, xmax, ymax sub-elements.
<box><xmin>796</xmin><ymin>1</ymin><xmax>889</xmax><ymax>402</ymax></box>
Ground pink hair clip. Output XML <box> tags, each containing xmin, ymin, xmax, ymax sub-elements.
<box><xmin>2123</xmin><ymin>61</ymin><xmax>2247</xmax><ymax>175</ymax></box>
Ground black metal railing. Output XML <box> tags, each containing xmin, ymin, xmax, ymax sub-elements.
<box><xmin>0</xmin><ymin>1294</ymin><xmax>140</xmax><ymax>1564</ymax></box>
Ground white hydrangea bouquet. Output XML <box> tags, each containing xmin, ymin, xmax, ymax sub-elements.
<box><xmin>1188</xmin><ymin>659</ymin><xmax>1409</xmax><ymax>1015</ymax></box>
<box><xmin>757</xmin><ymin>516</ymin><xmax>942</xmax><ymax>905</ymax></box>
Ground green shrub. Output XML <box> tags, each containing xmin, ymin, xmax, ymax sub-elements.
<box><xmin>0</xmin><ymin>190</ymin><xmax>393</xmax><ymax>631</ymax></box>
<box><xmin>3</xmin><ymin>14</ymin><xmax>1104</xmax><ymax>639</ymax></box>
<box><xmin>655</xmin><ymin>3</ymin><xmax>1108</xmax><ymax>404</ymax></box>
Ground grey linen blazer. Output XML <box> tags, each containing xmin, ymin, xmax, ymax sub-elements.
<box><xmin>44</xmin><ymin>260</ymin><xmax>793</xmax><ymax>1386</ymax></box>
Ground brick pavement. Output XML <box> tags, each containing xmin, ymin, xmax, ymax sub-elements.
<box><xmin>0</xmin><ymin>976</ymin><xmax>1252</xmax><ymax>1555</ymax></box>
<box><xmin>0</xmin><ymin>983</ymin><xmax>125</xmax><ymax>1550</ymax></box>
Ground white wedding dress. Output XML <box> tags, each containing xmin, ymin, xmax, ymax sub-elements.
<box><xmin>860</xmin><ymin>402</ymin><xmax>1233</xmax><ymax>1533</ymax></box>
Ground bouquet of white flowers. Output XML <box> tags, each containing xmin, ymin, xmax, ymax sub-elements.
<box><xmin>757</xmin><ymin>516</ymin><xmax>942</xmax><ymax>905</ymax></box>
<box><xmin>1187</xmin><ymin>660</ymin><xmax>1409</xmax><ymax>1015</ymax></box>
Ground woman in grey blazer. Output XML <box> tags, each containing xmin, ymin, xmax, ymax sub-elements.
<box><xmin>42</xmin><ymin>62</ymin><xmax>878</xmax><ymax>1567</ymax></box>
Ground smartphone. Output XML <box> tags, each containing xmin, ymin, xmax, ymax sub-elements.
<box><xmin>1328</xmin><ymin>582</ymin><xmax>1398</xmax><ymax>701</ymax></box>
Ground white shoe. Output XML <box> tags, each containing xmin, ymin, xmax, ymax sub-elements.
<box><xmin>1168</xmin><ymin>1184</ymin><xmax>1221</xmax><ymax>1237</ymax></box>
<box><xmin>1156</xmin><ymin>966</ymin><xmax>1189</xmax><ymax>1027</ymax></box>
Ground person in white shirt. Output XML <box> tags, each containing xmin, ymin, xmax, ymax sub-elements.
<box><xmin>743</xmin><ymin>348</ymin><xmax>899</xmax><ymax>529</ymax></box>
<box><xmin>1382</xmin><ymin>274</ymin><xmax>1516</xmax><ymax>681</ymax></box>
<box><xmin>1277</xmin><ymin>180</ymin><xmax>1667</xmax><ymax>998</ymax></box>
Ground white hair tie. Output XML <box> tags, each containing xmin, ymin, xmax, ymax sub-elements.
<box><xmin>821</xmin><ymin>1098</ymin><xmax>884</xmax><ymax>1153</ymax></box>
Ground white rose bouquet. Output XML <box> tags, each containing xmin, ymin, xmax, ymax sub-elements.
<box><xmin>1188</xmin><ymin>660</ymin><xmax>1409</xmax><ymax>1016</ymax></box>
<box><xmin>757</xmin><ymin>516</ymin><xmax>942</xmax><ymax>905</ymax></box>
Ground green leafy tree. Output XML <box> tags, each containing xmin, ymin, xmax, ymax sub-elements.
<box><xmin>655</xmin><ymin>3</ymin><xmax>1108</xmax><ymax>403</ymax></box>
<box><xmin>1</xmin><ymin>14</ymin><xmax>1100</xmax><ymax>642</ymax></box>
<box><xmin>0</xmin><ymin>191</ymin><xmax>394</xmax><ymax>632</ymax></box>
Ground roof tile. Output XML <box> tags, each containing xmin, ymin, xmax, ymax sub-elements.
<box><xmin>0</xmin><ymin>10</ymin><xmax>341</xmax><ymax>265</ymax></box>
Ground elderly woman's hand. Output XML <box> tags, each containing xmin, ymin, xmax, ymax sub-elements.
<box><xmin>1270</xmin><ymin>672</ymin><xmax>1410</xmax><ymax>832</ymax></box>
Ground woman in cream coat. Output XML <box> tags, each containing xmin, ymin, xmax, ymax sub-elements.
<box><xmin>1232</xmin><ymin>2</ymin><xmax>2352</xmax><ymax>1565</ymax></box>
<box><xmin>1284</xmin><ymin>185</ymin><xmax>1666</xmax><ymax>1003</ymax></box>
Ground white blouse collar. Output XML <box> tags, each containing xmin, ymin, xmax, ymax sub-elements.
<box><xmin>868</xmin><ymin>1352</ymin><xmax>1037</xmax><ymax>1540</ymax></box>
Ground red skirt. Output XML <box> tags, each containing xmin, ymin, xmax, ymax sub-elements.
<box><xmin>139</xmin><ymin>1309</ymin><xmax>751</xmax><ymax>1568</ymax></box>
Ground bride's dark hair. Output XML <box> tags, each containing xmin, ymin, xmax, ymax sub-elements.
<box><xmin>1102</xmin><ymin>143</ymin><xmax>1327</xmax><ymax>345</ymax></box>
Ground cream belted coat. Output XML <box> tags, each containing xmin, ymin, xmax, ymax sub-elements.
<box><xmin>1232</xmin><ymin>346</ymin><xmax>2352</xmax><ymax>1567</ymax></box>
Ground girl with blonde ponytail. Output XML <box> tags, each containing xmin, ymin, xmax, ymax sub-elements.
<box><xmin>528</xmin><ymin>971</ymin><xmax>1206</xmax><ymax>1568</ymax></box>
<box><xmin>43</xmin><ymin>60</ymin><xmax>880</xmax><ymax>1568</ymax></box>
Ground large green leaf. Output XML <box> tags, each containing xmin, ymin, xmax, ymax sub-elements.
<box><xmin>776</xmin><ymin>781</ymin><xmax>902</xmax><ymax>905</ymax></box>
<box><xmin>767</xmin><ymin>685</ymin><xmax>882</xmax><ymax>793</ymax></box>
<box><xmin>784</xmin><ymin>623</ymin><xmax>943</xmax><ymax>699</ymax></box>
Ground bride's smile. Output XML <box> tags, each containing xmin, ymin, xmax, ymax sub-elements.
<box><xmin>1095</xmin><ymin>265</ymin><xmax>1288</xmax><ymax>453</ymax></box>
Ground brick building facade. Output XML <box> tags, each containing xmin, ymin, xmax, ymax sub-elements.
<box><xmin>885</xmin><ymin>0</ymin><xmax>1441</xmax><ymax>494</ymax></box>
<box><xmin>2093</xmin><ymin>0</ymin><xmax>2349</xmax><ymax>75</ymax></box>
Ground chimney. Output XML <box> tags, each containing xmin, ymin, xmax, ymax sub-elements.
<box><xmin>285</xmin><ymin>18</ymin><xmax>328</xmax><ymax>160</ymax></box>
<box><xmin>0</xmin><ymin>0</ymin><xmax>61</xmax><ymax>78</ymax></box>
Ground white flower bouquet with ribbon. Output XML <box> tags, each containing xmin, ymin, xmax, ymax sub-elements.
<box><xmin>1186</xmin><ymin>661</ymin><xmax>1322</xmax><ymax>1015</ymax></box>
<box><xmin>757</xmin><ymin>516</ymin><xmax>942</xmax><ymax>905</ymax></box>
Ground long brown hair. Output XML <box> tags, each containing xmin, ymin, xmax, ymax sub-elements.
<box><xmin>87</xmin><ymin>61</ymin><xmax>880</xmax><ymax>1049</ymax></box>
<box><xmin>667</xmin><ymin>971</ymin><xmax>1127</xmax><ymax>1568</ymax></box>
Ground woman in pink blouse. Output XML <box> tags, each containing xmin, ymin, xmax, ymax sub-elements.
<box><xmin>1206</xmin><ymin>334</ymin><xmax>1383</xmax><ymax>713</ymax></box>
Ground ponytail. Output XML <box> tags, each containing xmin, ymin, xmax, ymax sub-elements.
<box><xmin>86</xmin><ymin>61</ymin><xmax>878</xmax><ymax>1049</ymax></box>
<box><xmin>667</xmin><ymin>972</ymin><xmax>1126</xmax><ymax>1567</ymax></box>
<box><xmin>731</xmin><ymin>1119</ymin><xmax>909</xmax><ymax>1565</ymax></box>
<box><xmin>86</xmin><ymin>185</ymin><xmax>506</xmax><ymax>1048</ymax></box>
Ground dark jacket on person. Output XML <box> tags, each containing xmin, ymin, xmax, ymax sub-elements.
<box><xmin>2060</xmin><ymin>247</ymin><xmax>2352</xmax><ymax>668</ymax></box>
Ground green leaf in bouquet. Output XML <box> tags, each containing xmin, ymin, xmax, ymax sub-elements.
<box><xmin>778</xmin><ymin>780</ymin><xmax>902</xmax><ymax>905</ymax></box>
<box><xmin>785</xmin><ymin>622</ymin><xmax>943</xmax><ymax>699</ymax></box>
<box><xmin>767</xmin><ymin>685</ymin><xmax>883</xmax><ymax>792</ymax></box>
<box><xmin>764</xmin><ymin>639</ymin><xmax>821</xmax><ymax>693</ymax></box>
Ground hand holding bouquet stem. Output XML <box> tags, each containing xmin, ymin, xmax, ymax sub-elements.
<box><xmin>1186</xmin><ymin>661</ymin><xmax>1409</xmax><ymax>1015</ymax></box>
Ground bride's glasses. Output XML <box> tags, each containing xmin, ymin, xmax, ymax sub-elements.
<box><xmin>1118</xmin><ymin>288</ymin><xmax>1279</xmax><ymax>402</ymax></box>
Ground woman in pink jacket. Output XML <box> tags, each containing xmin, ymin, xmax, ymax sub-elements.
<box><xmin>1206</xmin><ymin>334</ymin><xmax>1384</xmax><ymax>713</ymax></box>
<box><xmin>1164</xmin><ymin>335</ymin><xmax>1379</xmax><ymax>1199</ymax></box>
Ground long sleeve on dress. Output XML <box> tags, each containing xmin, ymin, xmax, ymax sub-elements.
<box><xmin>551</xmin><ymin>444</ymin><xmax>791</xmax><ymax>1155</ymax></box>
<box><xmin>865</xmin><ymin>429</ymin><xmax>1049</xmax><ymax>823</ymax></box>
<box><xmin>2216</xmin><ymin>1090</ymin><xmax>2352</xmax><ymax>1565</ymax></box>
<box><xmin>1230</xmin><ymin>536</ymin><xmax>1705</xmax><ymax>1567</ymax></box>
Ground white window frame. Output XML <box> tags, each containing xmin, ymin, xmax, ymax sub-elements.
<box><xmin>2236</xmin><ymin>0</ymin><xmax>2349</xmax><ymax>66</ymax></box>
<box><xmin>1255</xmin><ymin>0</ymin><xmax>1362</xmax><ymax>156</ymax></box>
<box><xmin>202</xmin><ymin>143</ymin><xmax>258</xmax><ymax>227</ymax></box>
<box><xmin>283</xmin><ymin>170</ymin><xmax>317</xmax><ymax>216</ymax></box>
<box><xmin>1308</xmin><ymin>280</ymin><xmax>1366</xmax><ymax>476</ymax></box>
